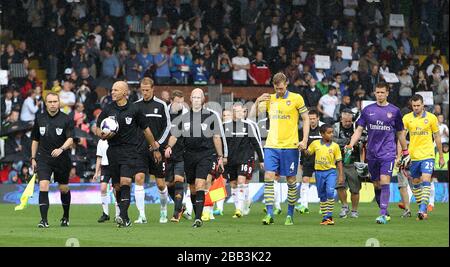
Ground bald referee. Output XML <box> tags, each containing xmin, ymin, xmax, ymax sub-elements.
<box><xmin>31</xmin><ymin>92</ymin><xmax>74</xmax><ymax>228</ymax></box>
<box><xmin>166</xmin><ymin>88</ymin><xmax>228</xmax><ymax>228</ymax></box>
<box><xmin>95</xmin><ymin>81</ymin><xmax>158</xmax><ymax>227</ymax></box>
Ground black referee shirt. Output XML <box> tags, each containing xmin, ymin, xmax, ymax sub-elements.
<box><xmin>223</xmin><ymin>119</ymin><xmax>264</xmax><ymax>165</ymax></box>
<box><xmin>257</xmin><ymin>117</ymin><xmax>269</xmax><ymax>142</ymax></box>
<box><xmin>167</xmin><ymin>104</ymin><xmax>189</xmax><ymax>162</ymax></box>
<box><xmin>134</xmin><ymin>96</ymin><xmax>171</xmax><ymax>153</ymax></box>
<box><xmin>299</xmin><ymin>125</ymin><xmax>322</xmax><ymax>165</ymax></box>
<box><xmin>173</xmin><ymin>108</ymin><xmax>228</xmax><ymax>157</ymax></box>
<box><xmin>96</xmin><ymin>101</ymin><xmax>148</xmax><ymax>147</ymax></box>
<box><xmin>31</xmin><ymin>110</ymin><xmax>74</xmax><ymax>162</ymax></box>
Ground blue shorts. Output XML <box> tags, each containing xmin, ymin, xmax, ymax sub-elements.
<box><xmin>264</xmin><ymin>148</ymin><xmax>299</xmax><ymax>177</ymax></box>
<box><xmin>315</xmin><ymin>169</ymin><xmax>337</xmax><ymax>201</ymax></box>
<box><xmin>410</xmin><ymin>159</ymin><xmax>434</xmax><ymax>179</ymax></box>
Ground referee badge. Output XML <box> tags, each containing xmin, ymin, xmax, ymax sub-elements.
<box><xmin>56</xmin><ymin>128</ymin><xmax>63</xmax><ymax>135</ymax></box>
<box><xmin>387</xmin><ymin>112</ymin><xmax>392</xmax><ymax>119</ymax></box>
<box><xmin>39</xmin><ymin>127</ymin><xmax>46</xmax><ymax>136</ymax></box>
<box><xmin>125</xmin><ymin>117</ymin><xmax>132</xmax><ymax>125</ymax></box>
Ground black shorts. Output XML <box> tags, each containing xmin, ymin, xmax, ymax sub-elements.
<box><xmin>135</xmin><ymin>151</ymin><xmax>165</xmax><ymax>178</ymax></box>
<box><xmin>37</xmin><ymin>158</ymin><xmax>71</xmax><ymax>184</ymax></box>
<box><xmin>225</xmin><ymin>158</ymin><xmax>255</xmax><ymax>181</ymax></box>
<box><xmin>302</xmin><ymin>164</ymin><xmax>315</xmax><ymax>178</ymax></box>
<box><xmin>106</xmin><ymin>146</ymin><xmax>138</xmax><ymax>182</ymax></box>
<box><xmin>106</xmin><ymin>163</ymin><xmax>136</xmax><ymax>183</ymax></box>
<box><xmin>165</xmin><ymin>160</ymin><xmax>185</xmax><ymax>182</ymax></box>
<box><xmin>209</xmin><ymin>157</ymin><xmax>224</xmax><ymax>179</ymax></box>
<box><xmin>184</xmin><ymin>153</ymin><xmax>215</xmax><ymax>184</ymax></box>
<box><xmin>100</xmin><ymin>165</ymin><xmax>113</xmax><ymax>183</ymax></box>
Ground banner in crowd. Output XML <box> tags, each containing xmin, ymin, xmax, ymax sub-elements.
<box><xmin>0</xmin><ymin>183</ymin><xmax>448</xmax><ymax>205</ymax></box>
<box><xmin>337</xmin><ymin>46</ymin><xmax>352</xmax><ymax>60</ymax></box>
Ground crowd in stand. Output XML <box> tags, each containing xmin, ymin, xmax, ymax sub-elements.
<box><xmin>0</xmin><ymin>0</ymin><xmax>449</xmax><ymax>183</ymax></box>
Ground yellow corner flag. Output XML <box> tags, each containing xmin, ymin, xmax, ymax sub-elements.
<box><xmin>14</xmin><ymin>174</ymin><xmax>37</xmax><ymax>211</ymax></box>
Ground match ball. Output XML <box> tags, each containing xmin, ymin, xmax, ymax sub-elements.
<box><xmin>100</xmin><ymin>117</ymin><xmax>119</xmax><ymax>135</ymax></box>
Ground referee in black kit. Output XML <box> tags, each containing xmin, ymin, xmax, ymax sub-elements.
<box><xmin>166</xmin><ymin>88</ymin><xmax>228</xmax><ymax>228</ymax></box>
<box><xmin>95</xmin><ymin>81</ymin><xmax>158</xmax><ymax>227</ymax></box>
<box><xmin>31</xmin><ymin>92</ymin><xmax>74</xmax><ymax>228</ymax></box>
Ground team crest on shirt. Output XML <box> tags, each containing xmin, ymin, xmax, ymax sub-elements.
<box><xmin>201</xmin><ymin>123</ymin><xmax>208</xmax><ymax>131</ymax></box>
<box><xmin>39</xmin><ymin>127</ymin><xmax>46</xmax><ymax>136</ymax></box>
<box><xmin>387</xmin><ymin>112</ymin><xmax>393</xmax><ymax>118</ymax></box>
<box><xmin>329</xmin><ymin>149</ymin><xmax>333</xmax><ymax>153</ymax></box>
<box><xmin>242</xmin><ymin>127</ymin><xmax>246</xmax><ymax>133</ymax></box>
<box><xmin>56</xmin><ymin>128</ymin><xmax>63</xmax><ymax>135</ymax></box>
<box><xmin>183</xmin><ymin>122</ymin><xmax>190</xmax><ymax>130</ymax></box>
<box><xmin>154</xmin><ymin>108</ymin><xmax>158</xmax><ymax>113</ymax></box>
<box><xmin>424</xmin><ymin>119</ymin><xmax>428</xmax><ymax>124</ymax></box>
<box><xmin>286</xmin><ymin>100</ymin><xmax>291</xmax><ymax>106</ymax></box>
<box><xmin>125</xmin><ymin>117</ymin><xmax>132</xmax><ymax>124</ymax></box>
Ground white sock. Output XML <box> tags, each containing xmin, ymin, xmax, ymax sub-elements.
<box><xmin>243</xmin><ymin>183</ymin><xmax>250</xmax><ymax>208</ymax></box>
<box><xmin>101</xmin><ymin>194</ymin><xmax>109</xmax><ymax>215</ymax></box>
<box><xmin>300</xmin><ymin>182</ymin><xmax>309</xmax><ymax>208</ymax></box>
<box><xmin>429</xmin><ymin>182</ymin><xmax>435</xmax><ymax>206</ymax></box>
<box><xmin>135</xmin><ymin>185</ymin><xmax>146</xmax><ymax>217</ymax></box>
<box><xmin>114</xmin><ymin>201</ymin><xmax>120</xmax><ymax>218</ymax></box>
<box><xmin>184</xmin><ymin>187</ymin><xmax>193</xmax><ymax>214</ymax></box>
<box><xmin>237</xmin><ymin>184</ymin><xmax>245</xmax><ymax>211</ymax></box>
<box><xmin>159</xmin><ymin>186</ymin><xmax>168</xmax><ymax>211</ymax></box>
<box><xmin>231</xmin><ymin>187</ymin><xmax>238</xmax><ymax>210</ymax></box>
<box><xmin>274</xmin><ymin>180</ymin><xmax>281</xmax><ymax>210</ymax></box>
<box><xmin>216</xmin><ymin>199</ymin><xmax>224</xmax><ymax>211</ymax></box>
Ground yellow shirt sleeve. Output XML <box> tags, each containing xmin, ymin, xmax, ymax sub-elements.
<box><xmin>430</xmin><ymin>113</ymin><xmax>439</xmax><ymax>134</ymax></box>
<box><xmin>333</xmin><ymin>143</ymin><xmax>342</xmax><ymax>162</ymax></box>
<box><xmin>402</xmin><ymin>115</ymin><xmax>409</xmax><ymax>131</ymax></box>
<box><xmin>295</xmin><ymin>94</ymin><xmax>308</xmax><ymax>114</ymax></box>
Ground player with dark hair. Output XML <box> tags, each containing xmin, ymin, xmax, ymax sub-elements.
<box><xmin>164</xmin><ymin>90</ymin><xmax>190</xmax><ymax>222</ymax></box>
<box><xmin>296</xmin><ymin>108</ymin><xmax>323</xmax><ymax>214</ymax></box>
<box><xmin>346</xmin><ymin>82</ymin><xmax>409</xmax><ymax>224</ymax></box>
<box><xmin>401</xmin><ymin>94</ymin><xmax>445</xmax><ymax>220</ymax></box>
<box><xmin>303</xmin><ymin>124</ymin><xmax>344</xmax><ymax>225</ymax></box>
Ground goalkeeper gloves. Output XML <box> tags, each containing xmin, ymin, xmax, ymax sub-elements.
<box><xmin>399</xmin><ymin>149</ymin><xmax>411</xmax><ymax>169</ymax></box>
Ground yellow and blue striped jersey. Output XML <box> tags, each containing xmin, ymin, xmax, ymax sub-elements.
<box><xmin>260</xmin><ymin>91</ymin><xmax>308</xmax><ymax>149</ymax></box>
<box><xmin>307</xmin><ymin>140</ymin><xmax>342</xmax><ymax>170</ymax></box>
<box><xmin>403</xmin><ymin>111</ymin><xmax>439</xmax><ymax>161</ymax></box>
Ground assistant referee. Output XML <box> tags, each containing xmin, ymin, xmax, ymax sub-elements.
<box><xmin>31</xmin><ymin>92</ymin><xmax>74</xmax><ymax>228</ymax></box>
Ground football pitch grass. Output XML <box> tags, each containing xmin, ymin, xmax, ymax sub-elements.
<box><xmin>0</xmin><ymin>203</ymin><xmax>448</xmax><ymax>247</ymax></box>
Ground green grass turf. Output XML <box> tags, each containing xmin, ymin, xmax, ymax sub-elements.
<box><xmin>0</xmin><ymin>203</ymin><xmax>448</xmax><ymax>247</ymax></box>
